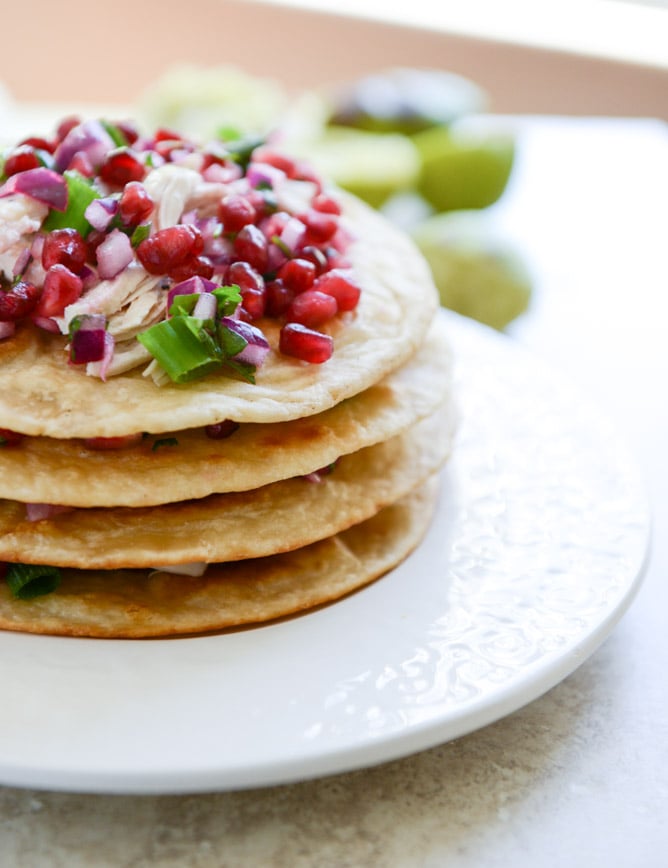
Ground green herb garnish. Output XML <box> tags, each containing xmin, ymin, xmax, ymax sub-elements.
<box><xmin>130</xmin><ymin>223</ymin><xmax>151</xmax><ymax>247</ymax></box>
<box><xmin>6</xmin><ymin>563</ymin><xmax>61</xmax><ymax>600</ymax></box>
<box><xmin>137</xmin><ymin>316</ymin><xmax>223</xmax><ymax>383</ymax></box>
<box><xmin>42</xmin><ymin>170</ymin><xmax>100</xmax><ymax>237</ymax></box>
<box><xmin>152</xmin><ymin>437</ymin><xmax>179</xmax><ymax>452</ymax></box>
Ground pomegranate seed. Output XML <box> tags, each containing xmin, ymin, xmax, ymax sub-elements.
<box><xmin>252</xmin><ymin>148</ymin><xmax>298</xmax><ymax>177</ymax></box>
<box><xmin>298</xmin><ymin>245</ymin><xmax>329</xmax><ymax>275</ymax></box>
<box><xmin>118</xmin><ymin>181</ymin><xmax>153</xmax><ymax>226</ymax></box>
<box><xmin>205</xmin><ymin>420</ymin><xmax>240</xmax><ymax>439</ymax></box>
<box><xmin>99</xmin><ymin>150</ymin><xmax>146</xmax><ymax>187</ymax></box>
<box><xmin>279</xmin><ymin>323</ymin><xmax>333</xmax><ymax>363</ymax></box>
<box><xmin>55</xmin><ymin>116</ymin><xmax>80</xmax><ymax>143</ymax></box>
<box><xmin>225</xmin><ymin>259</ymin><xmax>262</xmax><ymax>290</ymax></box>
<box><xmin>311</xmin><ymin>193</ymin><xmax>341</xmax><ymax>215</ymax></box>
<box><xmin>3</xmin><ymin>146</ymin><xmax>42</xmax><ymax>177</ymax></box>
<box><xmin>154</xmin><ymin>127</ymin><xmax>182</xmax><ymax>143</ymax></box>
<box><xmin>218</xmin><ymin>194</ymin><xmax>257</xmax><ymax>234</ymax></box>
<box><xmin>265</xmin><ymin>279</ymin><xmax>295</xmax><ymax>317</ymax></box>
<box><xmin>233</xmin><ymin>224</ymin><xmax>268</xmax><ymax>273</ymax></box>
<box><xmin>42</xmin><ymin>228</ymin><xmax>88</xmax><ymax>274</ymax></box>
<box><xmin>238</xmin><ymin>288</ymin><xmax>266</xmax><ymax>321</ymax></box>
<box><xmin>314</xmin><ymin>269</ymin><xmax>361</xmax><ymax>312</ymax></box>
<box><xmin>136</xmin><ymin>225</ymin><xmax>203</xmax><ymax>275</ymax></box>
<box><xmin>299</xmin><ymin>210</ymin><xmax>338</xmax><ymax>245</ymax></box>
<box><xmin>0</xmin><ymin>428</ymin><xmax>24</xmax><ymax>447</ymax></box>
<box><xmin>168</xmin><ymin>254</ymin><xmax>214</xmax><ymax>282</ymax></box>
<box><xmin>0</xmin><ymin>281</ymin><xmax>40</xmax><ymax>321</ymax></box>
<box><xmin>35</xmin><ymin>265</ymin><xmax>83</xmax><ymax>317</ymax></box>
<box><xmin>278</xmin><ymin>257</ymin><xmax>316</xmax><ymax>293</ymax></box>
<box><xmin>20</xmin><ymin>136</ymin><xmax>55</xmax><ymax>154</ymax></box>
<box><xmin>286</xmin><ymin>290</ymin><xmax>337</xmax><ymax>328</ymax></box>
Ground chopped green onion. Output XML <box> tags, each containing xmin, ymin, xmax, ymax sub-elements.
<box><xmin>212</xmin><ymin>284</ymin><xmax>242</xmax><ymax>317</ymax></box>
<box><xmin>101</xmin><ymin>120</ymin><xmax>128</xmax><ymax>148</ymax></box>
<box><xmin>218</xmin><ymin>321</ymin><xmax>249</xmax><ymax>358</ymax></box>
<box><xmin>152</xmin><ymin>437</ymin><xmax>179</xmax><ymax>451</ymax></box>
<box><xmin>130</xmin><ymin>223</ymin><xmax>151</xmax><ymax>247</ymax></box>
<box><xmin>222</xmin><ymin>136</ymin><xmax>264</xmax><ymax>170</ymax></box>
<box><xmin>137</xmin><ymin>316</ymin><xmax>222</xmax><ymax>383</ymax></box>
<box><xmin>42</xmin><ymin>170</ymin><xmax>100</xmax><ymax>237</ymax></box>
<box><xmin>271</xmin><ymin>234</ymin><xmax>293</xmax><ymax>258</ymax></box>
<box><xmin>6</xmin><ymin>563</ymin><xmax>61</xmax><ymax>600</ymax></box>
<box><xmin>168</xmin><ymin>293</ymin><xmax>200</xmax><ymax>317</ymax></box>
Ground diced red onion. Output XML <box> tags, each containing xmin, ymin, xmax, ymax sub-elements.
<box><xmin>31</xmin><ymin>315</ymin><xmax>61</xmax><ymax>333</ymax></box>
<box><xmin>0</xmin><ymin>167</ymin><xmax>68</xmax><ymax>211</ymax></box>
<box><xmin>280</xmin><ymin>216</ymin><xmax>306</xmax><ymax>253</ymax></box>
<box><xmin>202</xmin><ymin>162</ymin><xmax>241</xmax><ymax>184</ymax></box>
<box><xmin>25</xmin><ymin>503</ymin><xmax>75</xmax><ymax>522</ymax></box>
<box><xmin>192</xmin><ymin>292</ymin><xmax>217</xmax><ymax>320</ymax></box>
<box><xmin>80</xmin><ymin>263</ymin><xmax>99</xmax><ymax>290</ymax></box>
<box><xmin>203</xmin><ymin>234</ymin><xmax>234</xmax><ymax>266</ymax></box>
<box><xmin>0</xmin><ymin>321</ymin><xmax>16</xmax><ymax>340</ymax></box>
<box><xmin>96</xmin><ymin>228</ymin><xmax>134</xmax><ymax>279</ymax></box>
<box><xmin>12</xmin><ymin>247</ymin><xmax>31</xmax><ymax>277</ymax></box>
<box><xmin>246</xmin><ymin>162</ymin><xmax>286</xmax><ymax>189</ymax></box>
<box><xmin>220</xmin><ymin>316</ymin><xmax>270</xmax><ymax>367</ymax></box>
<box><xmin>70</xmin><ymin>327</ymin><xmax>107</xmax><ymax>364</ymax></box>
<box><xmin>166</xmin><ymin>275</ymin><xmax>218</xmax><ymax>310</ymax></box>
<box><xmin>266</xmin><ymin>242</ymin><xmax>288</xmax><ymax>274</ymax></box>
<box><xmin>93</xmin><ymin>331</ymin><xmax>115</xmax><ymax>381</ymax></box>
<box><xmin>85</xmin><ymin>197</ymin><xmax>119</xmax><ymax>232</ymax></box>
<box><xmin>53</xmin><ymin>119</ymin><xmax>114</xmax><ymax>173</ymax></box>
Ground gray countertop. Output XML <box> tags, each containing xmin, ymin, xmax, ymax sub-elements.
<box><xmin>1</xmin><ymin>116</ymin><xmax>666</xmax><ymax>867</ymax></box>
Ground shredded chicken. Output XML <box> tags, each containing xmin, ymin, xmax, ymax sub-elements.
<box><xmin>0</xmin><ymin>195</ymin><xmax>48</xmax><ymax>278</ymax></box>
<box><xmin>142</xmin><ymin>164</ymin><xmax>203</xmax><ymax>229</ymax></box>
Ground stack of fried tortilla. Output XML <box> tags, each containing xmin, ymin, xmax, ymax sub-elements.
<box><xmin>0</xmin><ymin>195</ymin><xmax>455</xmax><ymax>638</ymax></box>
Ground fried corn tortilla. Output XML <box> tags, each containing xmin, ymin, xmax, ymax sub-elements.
<box><xmin>0</xmin><ymin>478</ymin><xmax>439</xmax><ymax>638</ymax></box>
<box><xmin>0</xmin><ymin>401</ymin><xmax>454</xmax><ymax>569</ymax></box>
<box><xmin>0</xmin><ymin>195</ymin><xmax>438</xmax><ymax>439</ymax></box>
<box><xmin>0</xmin><ymin>317</ymin><xmax>452</xmax><ymax>507</ymax></box>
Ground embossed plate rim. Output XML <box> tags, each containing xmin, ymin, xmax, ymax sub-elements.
<box><xmin>0</xmin><ymin>312</ymin><xmax>650</xmax><ymax>794</ymax></box>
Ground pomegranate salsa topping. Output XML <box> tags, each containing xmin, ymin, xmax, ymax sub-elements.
<box><xmin>0</xmin><ymin>118</ymin><xmax>362</xmax><ymax>381</ymax></box>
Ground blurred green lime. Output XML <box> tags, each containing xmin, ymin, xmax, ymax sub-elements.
<box><xmin>413</xmin><ymin>124</ymin><xmax>515</xmax><ymax>212</ymax></box>
<box><xmin>328</xmin><ymin>67</ymin><xmax>487</xmax><ymax>134</ymax></box>
<box><xmin>303</xmin><ymin>126</ymin><xmax>421</xmax><ymax>208</ymax></box>
<box><xmin>412</xmin><ymin>212</ymin><xmax>532</xmax><ymax>330</ymax></box>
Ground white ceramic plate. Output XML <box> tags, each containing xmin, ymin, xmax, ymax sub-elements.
<box><xmin>0</xmin><ymin>313</ymin><xmax>649</xmax><ymax>794</ymax></box>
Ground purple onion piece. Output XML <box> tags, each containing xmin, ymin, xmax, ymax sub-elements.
<box><xmin>53</xmin><ymin>119</ymin><xmax>115</xmax><ymax>173</ymax></box>
<box><xmin>70</xmin><ymin>327</ymin><xmax>107</xmax><ymax>364</ymax></box>
<box><xmin>246</xmin><ymin>161</ymin><xmax>286</xmax><ymax>190</ymax></box>
<box><xmin>192</xmin><ymin>292</ymin><xmax>218</xmax><ymax>320</ymax></box>
<box><xmin>85</xmin><ymin>196</ymin><xmax>119</xmax><ymax>231</ymax></box>
<box><xmin>96</xmin><ymin>229</ymin><xmax>134</xmax><ymax>280</ymax></box>
<box><xmin>0</xmin><ymin>168</ymin><xmax>68</xmax><ymax>211</ymax></box>
<box><xmin>220</xmin><ymin>316</ymin><xmax>270</xmax><ymax>367</ymax></box>
<box><xmin>166</xmin><ymin>275</ymin><xmax>219</xmax><ymax>310</ymax></box>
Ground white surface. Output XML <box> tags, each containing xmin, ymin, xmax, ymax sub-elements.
<box><xmin>0</xmin><ymin>313</ymin><xmax>649</xmax><ymax>794</ymax></box>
